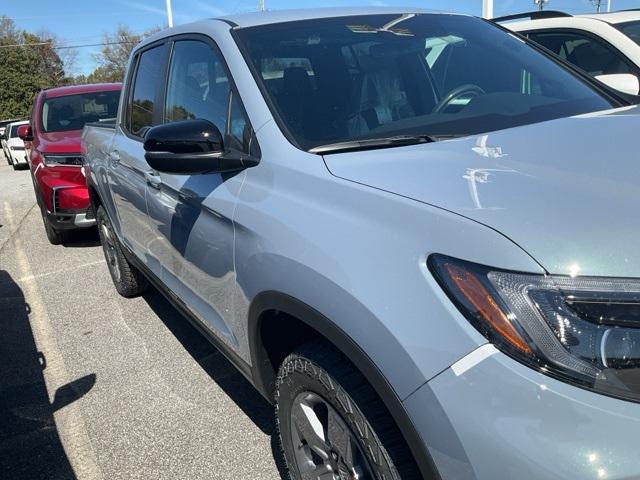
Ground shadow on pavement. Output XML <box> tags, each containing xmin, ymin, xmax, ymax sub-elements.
<box><xmin>61</xmin><ymin>227</ymin><xmax>101</xmax><ymax>248</ymax></box>
<box><xmin>0</xmin><ymin>270</ymin><xmax>96</xmax><ymax>480</ymax></box>
<box><xmin>142</xmin><ymin>289</ymin><xmax>289</xmax><ymax>479</ymax></box>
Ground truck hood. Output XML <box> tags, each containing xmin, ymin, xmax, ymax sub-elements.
<box><xmin>324</xmin><ymin>106</ymin><xmax>640</xmax><ymax>278</ymax></box>
<box><xmin>37</xmin><ymin>130</ymin><xmax>82</xmax><ymax>154</ymax></box>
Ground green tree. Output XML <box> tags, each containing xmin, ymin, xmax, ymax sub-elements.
<box><xmin>0</xmin><ymin>17</ymin><xmax>65</xmax><ymax>119</ymax></box>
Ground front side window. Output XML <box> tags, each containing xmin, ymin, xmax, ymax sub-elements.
<box><xmin>165</xmin><ymin>40</ymin><xmax>230</xmax><ymax>132</ymax></box>
<box><xmin>9</xmin><ymin>124</ymin><xmax>22</xmax><ymax>138</ymax></box>
<box><xmin>40</xmin><ymin>91</ymin><xmax>120</xmax><ymax>133</ymax></box>
<box><xmin>527</xmin><ymin>30</ymin><xmax>635</xmax><ymax>77</ymax></box>
<box><xmin>129</xmin><ymin>44</ymin><xmax>168</xmax><ymax>136</ymax></box>
<box><xmin>236</xmin><ymin>14</ymin><xmax>615</xmax><ymax>150</ymax></box>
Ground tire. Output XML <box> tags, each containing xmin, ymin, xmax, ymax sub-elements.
<box><xmin>39</xmin><ymin>204</ymin><xmax>66</xmax><ymax>245</ymax></box>
<box><xmin>275</xmin><ymin>340</ymin><xmax>420</xmax><ymax>480</ymax></box>
<box><xmin>96</xmin><ymin>205</ymin><xmax>148</xmax><ymax>297</ymax></box>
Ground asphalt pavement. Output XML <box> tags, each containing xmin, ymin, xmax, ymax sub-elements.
<box><xmin>0</xmin><ymin>154</ymin><xmax>284</xmax><ymax>480</ymax></box>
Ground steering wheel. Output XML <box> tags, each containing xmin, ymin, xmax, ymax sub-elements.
<box><xmin>432</xmin><ymin>84</ymin><xmax>486</xmax><ymax>114</ymax></box>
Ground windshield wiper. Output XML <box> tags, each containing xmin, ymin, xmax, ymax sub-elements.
<box><xmin>309</xmin><ymin>134</ymin><xmax>439</xmax><ymax>154</ymax></box>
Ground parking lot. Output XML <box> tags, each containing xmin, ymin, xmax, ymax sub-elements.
<box><xmin>0</xmin><ymin>154</ymin><xmax>284</xmax><ymax>479</ymax></box>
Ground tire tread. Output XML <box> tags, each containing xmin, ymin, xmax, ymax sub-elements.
<box><xmin>275</xmin><ymin>339</ymin><xmax>421</xmax><ymax>480</ymax></box>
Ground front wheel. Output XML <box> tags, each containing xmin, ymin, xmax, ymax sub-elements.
<box><xmin>39</xmin><ymin>204</ymin><xmax>66</xmax><ymax>245</ymax></box>
<box><xmin>275</xmin><ymin>341</ymin><xmax>420</xmax><ymax>480</ymax></box>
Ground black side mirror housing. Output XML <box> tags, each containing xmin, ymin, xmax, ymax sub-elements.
<box><xmin>143</xmin><ymin>119</ymin><xmax>257</xmax><ymax>174</ymax></box>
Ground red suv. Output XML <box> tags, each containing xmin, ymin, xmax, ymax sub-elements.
<box><xmin>20</xmin><ymin>83</ymin><xmax>121</xmax><ymax>244</ymax></box>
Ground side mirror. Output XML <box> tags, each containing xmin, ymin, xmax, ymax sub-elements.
<box><xmin>17</xmin><ymin>124</ymin><xmax>33</xmax><ymax>142</ymax></box>
<box><xmin>144</xmin><ymin>119</ymin><xmax>257</xmax><ymax>174</ymax></box>
<box><xmin>595</xmin><ymin>73</ymin><xmax>640</xmax><ymax>96</ymax></box>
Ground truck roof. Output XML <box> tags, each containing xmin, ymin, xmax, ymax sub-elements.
<box><xmin>579</xmin><ymin>10</ymin><xmax>640</xmax><ymax>24</ymax></box>
<box><xmin>219</xmin><ymin>7</ymin><xmax>454</xmax><ymax>28</ymax></box>
<box><xmin>42</xmin><ymin>83</ymin><xmax>122</xmax><ymax>99</ymax></box>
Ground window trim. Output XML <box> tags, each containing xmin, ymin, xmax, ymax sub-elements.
<box><xmin>160</xmin><ymin>33</ymin><xmax>259</xmax><ymax>158</ymax></box>
<box><xmin>523</xmin><ymin>27</ymin><xmax>640</xmax><ymax>78</ymax></box>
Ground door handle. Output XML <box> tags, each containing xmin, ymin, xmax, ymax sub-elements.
<box><xmin>145</xmin><ymin>170</ymin><xmax>162</xmax><ymax>189</ymax></box>
<box><xmin>109</xmin><ymin>150</ymin><xmax>120</xmax><ymax>164</ymax></box>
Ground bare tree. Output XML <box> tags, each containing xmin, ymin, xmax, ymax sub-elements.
<box><xmin>36</xmin><ymin>28</ymin><xmax>80</xmax><ymax>78</ymax></box>
<box><xmin>0</xmin><ymin>15</ymin><xmax>19</xmax><ymax>42</ymax></box>
<box><xmin>89</xmin><ymin>25</ymin><xmax>161</xmax><ymax>83</ymax></box>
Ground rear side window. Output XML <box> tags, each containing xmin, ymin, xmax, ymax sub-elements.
<box><xmin>128</xmin><ymin>44</ymin><xmax>168</xmax><ymax>136</ymax></box>
<box><xmin>527</xmin><ymin>30</ymin><xmax>636</xmax><ymax>76</ymax></box>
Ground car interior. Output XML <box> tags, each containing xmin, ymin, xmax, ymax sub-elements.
<box><xmin>240</xmin><ymin>14</ymin><xmax>614</xmax><ymax>149</ymax></box>
<box><xmin>42</xmin><ymin>91</ymin><xmax>120</xmax><ymax>133</ymax></box>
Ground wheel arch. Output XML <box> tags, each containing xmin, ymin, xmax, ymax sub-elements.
<box><xmin>86</xmin><ymin>173</ymin><xmax>121</xmax><ymax>236</ymax></box>
<box><xmin>248</xmin><ymin>290</ymin><xmax>441</xmax><ymax>480</ymax></box>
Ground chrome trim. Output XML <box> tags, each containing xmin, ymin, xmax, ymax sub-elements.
<box><xmin>43</xmin><ymin>154</ymin><xmax>84</xmax><ymax>167</ymax></box>
<box><xmin>51</xmin><ymin>187</ymin><xmax>60</xmax><ymax>215</ymax></box>
<box><xmin>50</xmin><ymin>185</ymin><xmax>72</xmax><ymax>215</ymax></box>
<box><xmin>73</xmin><ymin>213</ymin><xmax>96</xmax><ymax>227</ymax></box>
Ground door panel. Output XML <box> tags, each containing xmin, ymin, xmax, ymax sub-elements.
<box><xmin>145</xmin><ymin>37</ymin><xmax>253</xmax><ymax>350</ymax></box>
<box><xmin>109</xmin><ymin>133</ymin><xmax>162</xmax><ymax>277</ymax></box>
<box><xmin>146</xmin><ymin>171</ymin><xmax>245</xmax><ymax>345</ymax></box>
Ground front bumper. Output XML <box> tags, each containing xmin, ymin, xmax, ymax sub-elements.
<box><xmin>10</xmin><ymin>150</ymin><xmax>28</xmax><ymax>164</ymax></box>
<box><xmin>44</xmin><ymin>208</ymin><xmax>95</xmax><ymax>230</ymax></box>
<box><xmin>405</xmin><ymin>345</ymin><xmax>640</xmax><ymax>480</ymax></box>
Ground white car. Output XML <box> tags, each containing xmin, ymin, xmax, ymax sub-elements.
<box><xmin>2</xmin><ymin>120</ymin><xmax>29</xmax><ymax>169</ymax></box>
<box><xmin>501</xmin><ymin>10</ymin><xmax>640</xmax><ymax>95</ymax></box>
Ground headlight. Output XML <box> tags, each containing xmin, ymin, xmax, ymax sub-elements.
<box><xmin>43</xmin><ymin>154</ymin><xmax>84</xmax><ymax>166</ymax></box>
<box><xmin>429</xmin><ymin>254</ymin><xmax>640</xmax><ymax>403</ymax></box>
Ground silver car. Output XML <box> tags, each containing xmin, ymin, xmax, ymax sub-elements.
<box><xmin>83</xmin><ymin>8</ymin><xmax>640</xmax><ymax>480</ymax></box>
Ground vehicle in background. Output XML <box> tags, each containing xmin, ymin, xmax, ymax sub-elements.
<box><xmin>3</xmin><ymin>120</ymin><xmax>29</xmax><ymax>169</ymax></box>
<box><xmin>84</xmin><ymin>8</ymin><xmax>640</xmax><ymax>480</ymax></box>
<box><xmin>0</xmin><ymin>118</ymin><xmax>20</xmax><ymax>147</ymax></box>
<box><xmin>501</xmin><ymin>10</ymin><xmax>640</xmax><ymax>95</ymax></box>
<box><xmin>21</xmin><ymin>83</ymin><xmax>121</xmax><ymax>244</ymax></box>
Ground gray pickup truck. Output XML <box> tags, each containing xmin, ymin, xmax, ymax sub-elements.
<box><xmin>83</xmin><ymin>7</ymin><xmax>640</xmax><ymax>480</ymax></box>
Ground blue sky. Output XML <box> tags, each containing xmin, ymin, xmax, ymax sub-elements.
<box><xmin>2</xmin><ymin>0</ymin><xmax>639</xmax><ymax>75</ymax></box>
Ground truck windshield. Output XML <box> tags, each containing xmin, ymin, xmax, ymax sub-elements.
<box><xmin>41</xmin><ymin>91</ymin><xmax>121</xmax><ymax>133</ymax></box>
<box><xmin>235</xmin><ymin>13</ymin><xmax>615</xmax><ymax>151</ymax></box>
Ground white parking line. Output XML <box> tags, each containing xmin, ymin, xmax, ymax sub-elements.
<box><xmin>2</xmin><ymin>201</ymin><xmax>103</xmax><ymax>480</ymax></box>
<box><xmin>18</xmin><ymin>260</ymin><xmax>105</xmax><ymax>283</ymax></box>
